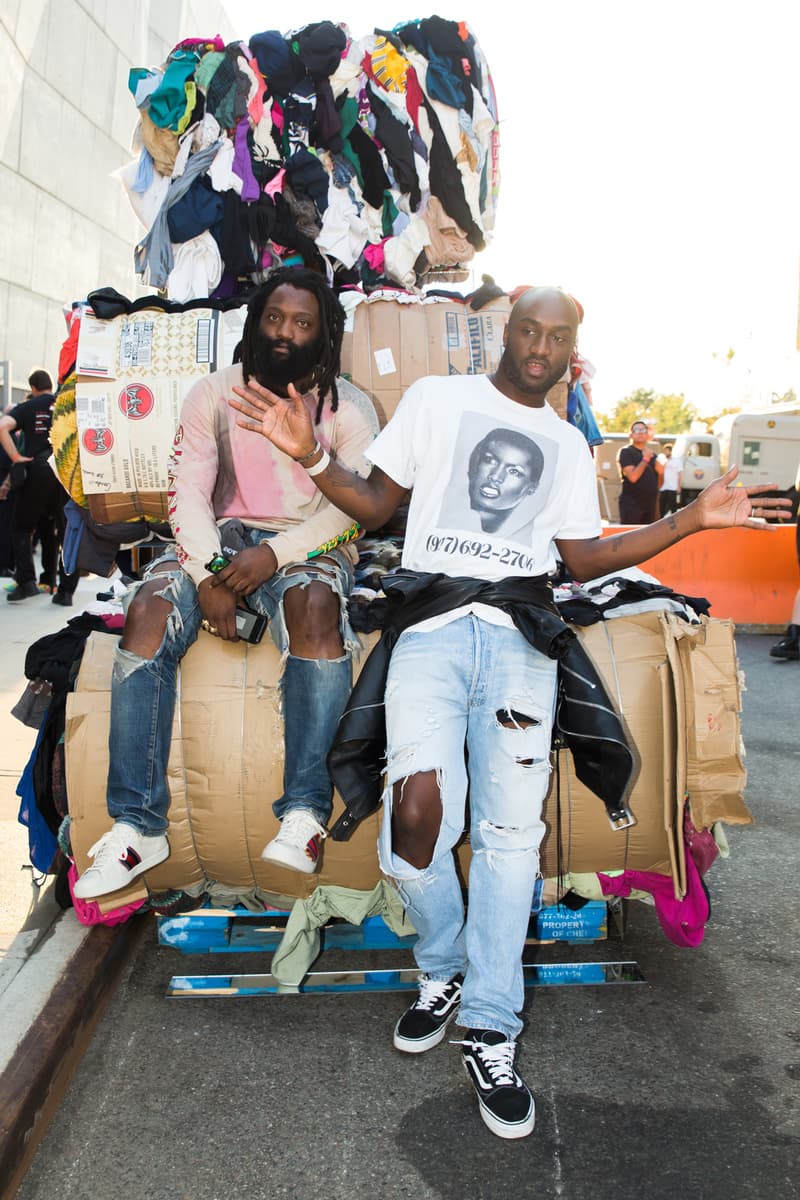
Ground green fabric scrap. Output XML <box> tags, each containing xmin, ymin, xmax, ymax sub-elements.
<box><xmin>176</xmin><ymin>82</ymin><xmax>198</xmax><ymax>135</ymax></box>
<box><xmin>195</xmin><ymin>51</ymin><xmax>225</xmax><ymax>92</ymax></box>
<box><xmin>148</xmin><ymin>48</ymin><xmax>200</xmax><ymax>131</ymax></box>
<box><xmin>382</xmin><ymin>190</ymin><xmax>399</xmax><ymax>237</ymax></box>
<box><xmin>271</xmin><ymin>881</ymin><xmax>415</xmax><ymax>986</ymax></box>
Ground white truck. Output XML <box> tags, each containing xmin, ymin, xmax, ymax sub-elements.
<box><xmin>595</xmin><ymin>406</ymin><xmax>800</xmax><ymax>522</ymax></box>
<box><xmin>675</xmin><ymin>406</ymin><xmax>800</xmax><ymax>511</ymax></box>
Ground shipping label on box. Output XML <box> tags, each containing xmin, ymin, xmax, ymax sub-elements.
<box><xmin>442</xmin><ymin>308</ymin><xmax>506</xmax><ymax>375</ymax></box>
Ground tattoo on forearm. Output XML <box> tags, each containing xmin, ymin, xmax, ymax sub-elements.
<box><xmin>666</xmin><ymin>514</ymin><xmax>679</xmax><ymax>537</ymax></box>
<box><xmin>325</xmin><ymin>460</ymin><xmax>371</xmax><ymax>495</ymax></box>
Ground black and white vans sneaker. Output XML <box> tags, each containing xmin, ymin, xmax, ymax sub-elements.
<box><xmin>457</xmin><ymin>1029</ymin><xmax>535</xmax><ymax>1139</ymax></box>
<box><xmin>393</xmin><ymin>974</ymin><xmax>463</xmax><ymax>1053</ymax></box>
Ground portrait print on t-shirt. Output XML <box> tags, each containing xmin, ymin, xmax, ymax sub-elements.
<box><xmin>437</xmin><ymin>412</ymin><xmax>558</xmax><ymax>545</ymax></box>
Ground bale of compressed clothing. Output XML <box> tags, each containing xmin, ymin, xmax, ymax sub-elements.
<box><xmin>119</xmin><ymin>19</ymin><xmax>500</xmax><ymax>299</ymax></box>
<box><xmin>65</xmin><ymin>605</ymin><xmax>749</xmax><ymax>920</ymax></box>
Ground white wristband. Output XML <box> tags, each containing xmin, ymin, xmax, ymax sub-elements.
<box><xmin>304</xmin><ymin>448</ymin><xmax>330</xmax><ymax>477</ymax></box>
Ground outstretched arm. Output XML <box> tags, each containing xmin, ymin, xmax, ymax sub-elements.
<box><xmin>230</xmin><ymin>377</ymin><xmax>406</xmax><ymax>528</ymax></box>
<box><xmin>557</xmin><ymin>466</ymin><xmax>792</xmax><ymax>581</ymax></box>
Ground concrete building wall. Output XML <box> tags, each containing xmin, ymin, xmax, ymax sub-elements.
<box><xmin>0</xmin><ymin>0</ymin><xmax>236</xmax><ymax>403</ymax></box>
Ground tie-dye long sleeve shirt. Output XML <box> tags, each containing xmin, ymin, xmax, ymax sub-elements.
<box><xmin>167</xmin><ymin>364</ymin><xmax>379</xmax><ymax>586</ymax></box>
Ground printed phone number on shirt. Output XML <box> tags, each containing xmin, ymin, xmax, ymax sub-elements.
<box><xmin>425</xmin><ymin>534</ymin><xmax>535</xmax><ymax>572</ymax></box>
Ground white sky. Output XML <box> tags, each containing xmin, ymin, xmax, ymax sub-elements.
<box><xmin>222</xmin><ymin>0</ymin><xmax>799</xmax><ymax>414</ymax></box>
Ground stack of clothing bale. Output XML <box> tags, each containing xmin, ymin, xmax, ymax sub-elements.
<box><xmin>121</xmin><ymin>18</ymin><xmax>499</xmax><ymax>300</ymax></box>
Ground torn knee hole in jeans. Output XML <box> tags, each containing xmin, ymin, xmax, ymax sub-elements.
<box><xmin>113</xmin><ymin>646</ymin><xmax>147</xmax><ymax>682</ymax></box>
<box><xmin>116</xmin><ymin>582</ymin><xmax>184</xmax><ymax>679</ymax></box>
<box><xmin>391</xmin><ymin>766</ymin><xmax>444</xmax><ymax>803</ymax></box>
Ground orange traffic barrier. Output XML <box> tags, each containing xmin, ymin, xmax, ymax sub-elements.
<box><xmin>602</xmin><ymin>524</ymin><xmax>798</xmax><ymax>625</ymax></box>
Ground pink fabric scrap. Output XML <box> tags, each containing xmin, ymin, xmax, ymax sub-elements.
<box><xmin>684</xmin><ymin>808</ymin><xmax>720</xmax><ymax>877</ymax></box>
<box><xmin>175</xmin><ymin>35</ymin><xmax>225</xmax><ymax>52</ymax></box>
<box><xmin>598</xmin><ymin>850</ymin><xmax>710</xmax><ymax>948</ymax></box>
<box><xmin>363</xmin><ymin>240</ymin><xmax>388</xmax><ymax>271</ymax></box>
<box><xmin>247</xmin><ymin>53</ymin><xmax>266</xmax><ymax>125</ymax></box>
<box><xmin>68</xmin><ymin>862</ymin><xmax>146</xmax><ymax>927</ymax></box>
<box><xmin>264</xmin><ymin>167</ymin><xmax>286</xmax><ymax>198</ymax></box>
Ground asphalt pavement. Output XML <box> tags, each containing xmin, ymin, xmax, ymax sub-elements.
<box><xmin>7</xmin><ymin>624</ymin><xmax>799</xmax><ymax>1200</ymax></box>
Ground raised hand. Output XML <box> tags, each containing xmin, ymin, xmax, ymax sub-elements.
<box><xmin>230</xmin><ymin>379</ymin><xmax>316</xmax><ymax>461</ymax></box>
<box><xmin>694</xmin><ymin>466</ymin><xmax>793</xmax><ymax>530</ymax></box>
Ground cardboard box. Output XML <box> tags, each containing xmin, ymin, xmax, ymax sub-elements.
<box><xmin>340</xmin><ymin>296</ymin><xmax>569</xmax><ymax>424</ymax></box>
<box><xmin>73</xmin><ymin>305</ymin><xmax>247</xmax><ymax>523</ymax></box>
<box><xmin>66</xmin><ymin>612</ymin><xmax>749</xmax><ymax>909</ymax></box>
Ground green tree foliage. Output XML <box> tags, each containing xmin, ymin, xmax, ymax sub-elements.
<box><xmin>602</xmin><ymin>388</ymin><xmax>698</xmax><ymax>434</ymax></box>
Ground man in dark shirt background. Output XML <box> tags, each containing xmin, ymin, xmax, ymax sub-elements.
<box><xmin>617</xmin><ymin>419</ymin><xmax>659</xmax><ymax>524</ymax></box>
<box><xmin>0</xmin><ymin>369</ymin><xmax>77</xmax><ymax>604</ymax></box>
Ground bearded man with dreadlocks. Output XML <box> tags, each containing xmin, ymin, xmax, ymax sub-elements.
<box><xmin>74</xmin><ymin>269</ymin><xmax>379</xmax><ymax>901</ymax></box>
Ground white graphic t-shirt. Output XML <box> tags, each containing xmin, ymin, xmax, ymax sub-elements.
<box><xmin>366</xmin><ymin>374</ymin><xmax>601</xmax><ymax>629</ymax></box>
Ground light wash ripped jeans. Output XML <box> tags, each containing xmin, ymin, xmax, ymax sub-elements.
<box><xmin>106</xmin><ymin>530</ymin><xmax>356</xmax><ymax>836</ymax></box>
<box><xmin>378</xmin><ymin>614</ymin><xmax>557</xmax><ymax>1040</ymax></box>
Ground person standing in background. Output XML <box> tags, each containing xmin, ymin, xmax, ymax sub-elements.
<box><xmin>769</xmin><ymin>464</ymin><xmax>800</xmax><ymax>661</ymax></box>
<box><xmin>657</xmin><ymin>442</ymin><xmax>683</xmax><ymax>517</ymax></box>
<box><xmin>617</xmin><ymin>420</ymin><xmax>659</xmax><ymax>524</ymax></box>
<box><xmin>0</xmin><ymin>370</ymin><xmax>78</xmax><ymax>604</ymax></box>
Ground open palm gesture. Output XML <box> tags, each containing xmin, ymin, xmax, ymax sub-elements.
<box><xmin>695</xmin><ymin>466</ymin><xmax>792</xmax><ymax>529</ymax></box>
<box><xmin>230</xmin><ymin>379</ymin><xmax>317</xmax><ymax>460</ymax></box>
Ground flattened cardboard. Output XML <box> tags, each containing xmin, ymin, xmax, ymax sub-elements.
<box><xmin>538</xmin><ymin>613</ymin><xmax>677</xmax><ymax>881</ymax></box>
<box><xmin>668</xmin><ymin>615</ymin><xmax>749</xmax><ymax>828</ymax></box>
<box><xmin>72</xmin><ymin>305</ymin><xmax>247</xmax><ymax>523</ymax></box>
<box><xmin>66</xmin><ymin>613</ymin><xmax>750</xmax><ymax>908</ymax></box>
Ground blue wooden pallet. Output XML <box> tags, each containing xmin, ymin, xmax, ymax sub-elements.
<box><xmin>158</xmin><ymin>900</ymin><xmax>610</xmax><ymax>956</ymax></box>
<box><xmin>157</xmin><ymin>899</ymin><xmax>645</xmax><ymax>996</ymax></box>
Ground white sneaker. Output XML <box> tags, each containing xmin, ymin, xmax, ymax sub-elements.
<box><xmin>73</xmin><ymin>822</ymin><xmax>169</xmax><ymax>899</ymax></box>
<box><xmin>261</xmin><ymin>809</ymin><xmax>327</xmax><ymax>874</ymax></box>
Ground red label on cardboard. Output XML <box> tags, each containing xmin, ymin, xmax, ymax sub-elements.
<box><xmin>82</xmin><ymin>428</ymin><xmax>115</xmax><ymax>455</ymax></box>
<box><xmin>118</xmin><ymin>383</ymin><xmax>155</xmax><ymax>420</ymax></box>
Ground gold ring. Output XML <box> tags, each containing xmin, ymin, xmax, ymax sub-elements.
<box><xmin>201</xmin><ymin>619</ymin><xmax>218</xmax><ymax>635</ymax></box>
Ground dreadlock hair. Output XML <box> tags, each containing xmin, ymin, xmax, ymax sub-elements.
<box><xmin>237</xmin><ymin>267</ymin><xmax>345</xmax><ymax>423</ymax></box>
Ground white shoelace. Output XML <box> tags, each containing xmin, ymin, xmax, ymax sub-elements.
<box><xmin>86</xmin><ymin>826</ymin><xmax>129</xmax><ymax>864</ymax></box>
<box><xmin>414</xmin><ymin>976</ymin><xmax>455</xmax><ymax>1010</ymax></box>
<box><xmin>456</xmin><ymin>1037</ymin><xmax>518</xmax><ymax>1086</ymax></box>
<box><xmin>276</xmin><ymin>810</ymin><xmax>326</xmax><ymax>843</ymax></box>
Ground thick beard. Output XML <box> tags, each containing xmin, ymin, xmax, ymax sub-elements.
<box><xmin>500</xmin><ymin>350</ymin><xmax>559</xmax><ymax>396</ymax></box>
<box><xmin>251</xmin><ymin>336</ymin><xmax>320</xmax><ymax>394</ymax></box>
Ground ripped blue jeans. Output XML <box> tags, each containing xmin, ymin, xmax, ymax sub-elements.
<box><xmin>106</xmin><ymin>532</ymin><xmax>356</xmax><ymax>836</ymax></box>
<box><xmin>378</xmin><ymin>615</ymin><xmax>557</xmax><ymax>1039</ymax></box>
